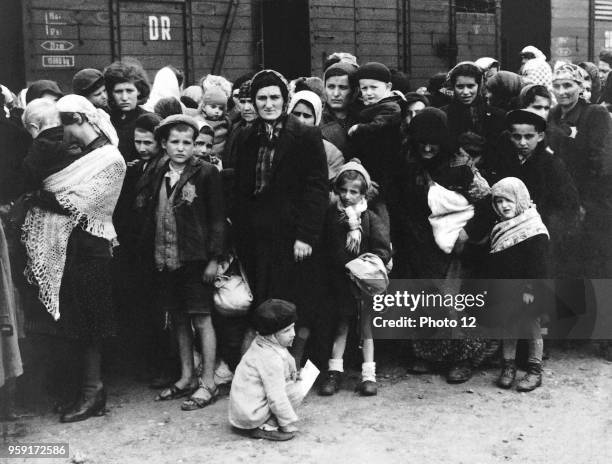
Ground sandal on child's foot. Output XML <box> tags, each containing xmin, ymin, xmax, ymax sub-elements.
<box><xmin>155</xmin><ymin>381</ymin><xmax>196</xmax><ymax>401</ymax></box>
<box><xmin>181</xmin><ymin>382</ymin><xmax>219</xmax><ymax>411</ymax></box>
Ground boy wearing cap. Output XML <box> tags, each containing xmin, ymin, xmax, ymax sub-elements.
<box><xmin>136</xmin><ymin>114</ymin><xmax>225</xmax><ymax>410</ymax></box>
<box><xmin>73</xmin><ymin>68</ymin><xmax>108</xmax><ymax>111</ymax></box>
<box><xmin>499</xmin><ymin>110</ymin><xmax>578</xmax><ymax>245</ymax></box>
<box><xmin>229</xmin><ymin>299</ymin><xmax>301</xmax><ymax>441</ymax></box>
<box><xmin>347</xmin><ymin>62</ymin><xmax>403</xmax><ymax>205</ymax></box>
<box><xmin>197</xmin><ymin>87</ymin><xmax>232</xmax><ymax>157</ymax></box>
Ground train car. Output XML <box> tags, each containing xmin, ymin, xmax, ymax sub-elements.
<box><xmin>0</xmin><ymin>0</ymin><xmax>501</xmax><ymax>93</ymax></box>
<box><xmin>502</xmin><ymin>0</ymin><xmax>612</xmax><ymax>72</ymax></box>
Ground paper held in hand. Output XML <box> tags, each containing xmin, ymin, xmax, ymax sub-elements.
<box><xmin>297</xmin><ymin>360</ymin><xmax>320</xmax><ymax>398</ymax></box>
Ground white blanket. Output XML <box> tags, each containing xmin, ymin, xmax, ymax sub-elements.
<box><xmin>428</xmin><ymin>182</ymin><xmax>474</xmax><ymax>254</ymax></box>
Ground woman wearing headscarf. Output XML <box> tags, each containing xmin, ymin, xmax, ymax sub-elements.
<box><xmin>442</xmin><ymin>62</ymin><xmax>506</xmax><ymax>162</ymax></box>
<box><xmin>519</xmin><ymin>45</ymin><xmax>553</xmax><ymax>92</ymax></box>
<box><xmin>142</xmin><ymin>66</ymin><xmax>186</xmax><ymax>114</ymax></box>
<box><xmin>21</xmin><ymin>95</ymin><xmax>125</xmax><ymax>422</ymax></box>
<box><xmin>578</xmin><ymin>62</ymin><xmax>602</xmax><ymax>104</ymax></box>
<box><xmin>485</xmin><ymin>71</ymin><xmax>527</xmax><ymax>112</ymax></box>
<box><xmin>321</xmin><ymin>61</ymin><xmax>359</xmax><ymax>155</ymax></box>
<box><xmin>231</xmin><ymin>70</ymin><xmax>329</xmax><ymax>366</ymax></box>
<box><xmin>547</xmin><ymin>63</ymin><xmax>612</xmax><ymax>278</ymax></box>
<box><xmin>475</xmin><ymin>57</ymin><xmax>500</xmax><ymax>82</ymax></box>
<box><xmin>288</xmin><ymin>89</ymin><xmax>344</xmax><ymax>181</ymax></box>
<box><xmin>391</xmin><ymin>107</ymin><xmax>497</xmax><ymax>383</ymax></box>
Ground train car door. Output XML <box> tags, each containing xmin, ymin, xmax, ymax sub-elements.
<box><xmin>260</xmin><ymin>0</ymin><xmax>311</xmax><ymax>79</ymax></box>
<box><xmin>501</xmin><ymin>0</ymin><xmax>551</xmax><ymax>72</ymax></box>
<box><xmin>118</xmin><ymin>1</ymin><xmax>188</xmax><ymax>81</ymax></box>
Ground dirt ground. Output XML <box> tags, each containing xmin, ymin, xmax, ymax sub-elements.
<box><xmin>2</xmin><ymin>344</ymin><xmax>611</xmax><ymax>464</ymax></box>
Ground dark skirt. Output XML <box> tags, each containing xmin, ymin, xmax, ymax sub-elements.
<box><xmin>57</xmin><ymin>229</ymin><xmax>116</xmax><ymax>340</ymax></box>
<box><xmin>242</xmin><ymin>238</ymin><xmax>328</xmax><ymax>330</ymax></box>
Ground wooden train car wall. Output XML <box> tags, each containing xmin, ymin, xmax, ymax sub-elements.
<box><xmin>21</xmin><ymin>0</ymin><xmax>258</xmax><ymax>91</ymax></box>
<box><xmin>16</xmin><ymin>0</ymin><xmax>500</xmax><ymax>92</ymax></box>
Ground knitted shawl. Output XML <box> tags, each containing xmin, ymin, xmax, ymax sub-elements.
<box><xmin>21</xmin><ymin>144</ymin><xmax>126</xmax><ymax>320</ymax></box>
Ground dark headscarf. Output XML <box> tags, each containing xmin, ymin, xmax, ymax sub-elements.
<box><xmin>250</xmin><ymin>69</ymin><xmax>289</xmax><ymax>105</ymax></box>
<box><xmin>486</xmin><ymin>71</ymin><xmax>526</xmax><ymax>111</ymax></box>
<box><xmin>578</xmin><ymin>61</ymin><xmax>602</xmax><ymax>103</ymax></box>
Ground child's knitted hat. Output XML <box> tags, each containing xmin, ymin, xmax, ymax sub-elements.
<box><xmin>202</xmin><ymin>86</ymin><xmax>228</xmax><ymax>107</ymax></box>
<box><xmin>355</xmin><ymin>62</ymin><xmax>391</xmax><ymax>84</ymax></box>
<box><xmin>254</xmin><ymin>299</ymin><xmax>297</xmax><ymax>335</ymax></box>
<box><xmin>334</xmin><ymin>159</ymin><xmax>372</xmax><ymax>190</ymax></box>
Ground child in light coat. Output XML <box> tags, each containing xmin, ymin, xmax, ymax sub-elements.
<box><xmin>229</xmin><ymin>299</ymin><xmax>302</xmax><ymax>441</ymax></box>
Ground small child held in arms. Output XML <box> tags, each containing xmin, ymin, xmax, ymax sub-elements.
<box><xmin>348</xmin><ymin>62</ymin><xmax>403</xmax><ymax>209</ymax></box>
<box><xmin>487</xmin><ymin>177</ymin><xmax>549</xmax><ymax>392</ymax></box>
<box><xmin>318</xmin><ymin>160</ymin><xmax>391</xmax><ymax>397</ymax></box>
<box><xmin>197</xmin><ymin>87</ymin><xmax>232</xmax><ymax>157</ymax></box>
<box><xmin>137</xmin><ymin>114</ymin><xmax>225</xmax><ymax>410</ymax></box>
<box><xmin>229</xmin><ymin>299</ymin><xmax>302</xmax><ymax>441</ymax></box>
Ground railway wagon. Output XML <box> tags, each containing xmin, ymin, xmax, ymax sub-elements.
<box><xmin>0</xmin><ymin>0</ymin><xmax>501</xmax><ymax>92</ymax></box>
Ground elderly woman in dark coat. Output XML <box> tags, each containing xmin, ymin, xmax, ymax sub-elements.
<box><xmin>547</xmin><ymin>64</ymin><xmax>612</xmax><ymax>278</ymax></box>
<box><xmin>231</xmin><ymin>70</ymin><xmax>329</xmax><ymax>366</ymax></box>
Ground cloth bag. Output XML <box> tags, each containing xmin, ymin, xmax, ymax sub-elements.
<box><xmin>345</xmin><ymin>252</ymin><xmax>389</xmax><ymax>296</ymax></box>
<box><xmin>213</xmin><ymin>255</ymin><xmax>253</xmax><ymax>317</ymax></box>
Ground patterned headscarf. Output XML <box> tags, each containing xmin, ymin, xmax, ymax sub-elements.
<box><xmin>552</xmin><ymin>63</ymin><xmax>585</xmax><ymax>85</ymax></box>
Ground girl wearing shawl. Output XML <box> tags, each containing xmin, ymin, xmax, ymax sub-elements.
<box><xmin>21</xmin><ymin>95</ymin><xmax>125</xmax><ymax>422</ymax></box>
<box><xmin>318</xmin><ymin>161</ymin><xmax>391</xmax><ymax>397</ymax></box>
<box><xmin>486</xmin><ymin>177</ymin><xmax>549</xmax><ymax>392</ymax></box>
<box><xmin>231</xmin><ymin>70</ymin><xmax>329</xmax><ymax>368</ymax></box>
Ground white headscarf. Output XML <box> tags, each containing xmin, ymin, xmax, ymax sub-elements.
<box><xmin>287</xmin><ymin>90</ymin><xmax>323</xmax><ymax>125</ymax></box>
<box><xmin>56</xmin><ymin>94</ymin><xmax>119</xmax><ymax>147</ymax></box>
<box><xmin>142</xmin><ymin>66</ymin><xmax>184</xmax><ymax>113</ymax></box>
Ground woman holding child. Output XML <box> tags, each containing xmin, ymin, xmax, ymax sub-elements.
<box><xmin>392</xmin><ymin>107</ymin><xmax>495</xmax><ymax>383</ymax></box>
<box><xmin>21</xmin><ymin>95</ymin><xmax>125</xmax><ymax>422</ymax></box>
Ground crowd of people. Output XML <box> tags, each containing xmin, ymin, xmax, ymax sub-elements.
<box><xmin>1</xmin><ymin>44</ymin><xmax>612</xmax><ymax>441</ymax></box>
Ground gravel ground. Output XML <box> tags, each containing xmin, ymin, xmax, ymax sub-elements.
<box><xmin>2</xmin><ymin>344</ymin><xmax>611</xmax><ymax>464</ymax></box>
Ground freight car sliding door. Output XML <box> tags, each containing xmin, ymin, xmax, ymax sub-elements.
<box><xmin>118</xmin><ymin>1</ymin><xmax>187</xmax><ymax>81</ymax></box>
<box><xmin>260</xmin><ymin>0</ymin><xmax>311</xmax><ymax>79</ymax></box>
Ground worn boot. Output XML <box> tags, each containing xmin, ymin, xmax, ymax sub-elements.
<box><xmin>496</xmin><ymin>360</ymin><xmax>517</xmax><ymax>389</ymax></box>
<box><xmin>356</xmin><ymin>362</ymin><xmax>377</xmax><ymax>396</ymax></box>
<box><xmin>517</xmin><ymin>362</ymin><xmax>542</xmax><ymax>392</ymax></box>
<box><xmin>318</xmin><ymin>370</ymin><xmax>342</xmax><ymax>396</ymax></box>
